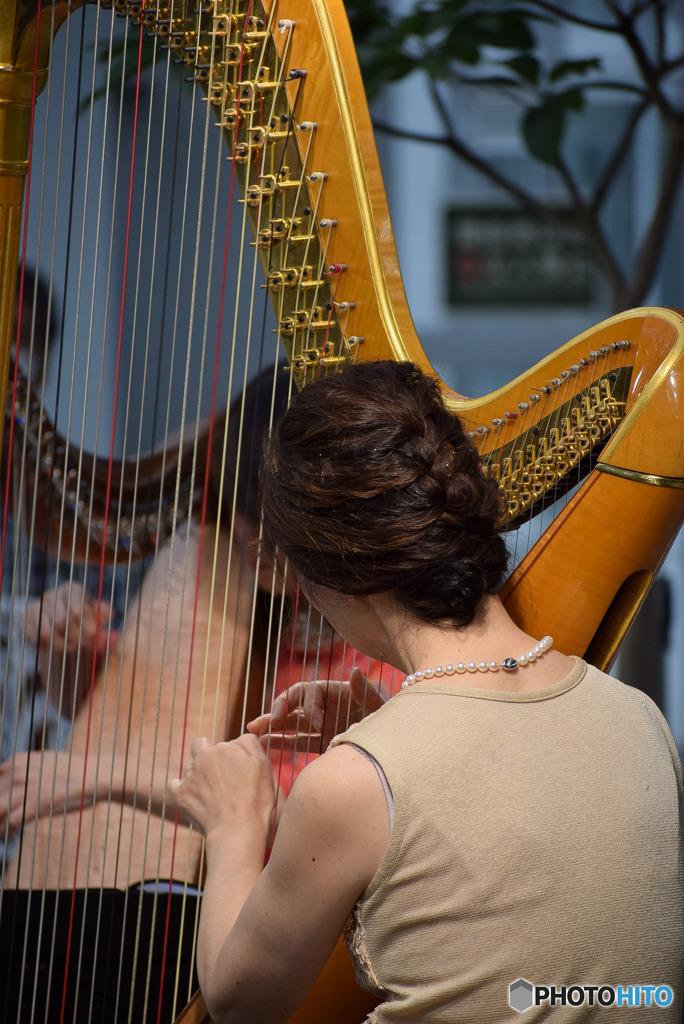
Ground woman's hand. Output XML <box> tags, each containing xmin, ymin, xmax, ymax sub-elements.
<box><xmin>24</xmin><ymin>581</ymin><xmax>111</xmax><ymax>656</ymax></box>
<box><xmin>167</xmin><ymin>735</ymin><xmax>276</xmax><ymax>843</ymax></box>
<box><xmin>246</xmin><ymin>667</ymin><xmax>386</xmax><ymax>754</ymax></box>
<box><xmin>0</xmin><ymin>751</ymin><xmax>109</xmax><ymax>837</ymax></box>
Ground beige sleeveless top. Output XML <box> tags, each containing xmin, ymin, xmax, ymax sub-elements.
<box><xmin>331</xmin><ymin>659</ymin><xmax>684</xmax><ymax>1022</ymax></box>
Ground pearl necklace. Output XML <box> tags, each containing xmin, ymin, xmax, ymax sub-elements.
<box><xmin>401</xmin><ymin>635</ymin><xmax>554</xmax><ymax>689</ymax></box>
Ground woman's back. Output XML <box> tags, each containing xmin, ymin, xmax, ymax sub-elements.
<box><xmin>333</xmin><ymin>659</ymin><xmax>684</xmax><ymax>1022</ymax></box>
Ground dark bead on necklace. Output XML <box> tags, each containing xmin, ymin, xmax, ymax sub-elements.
<box><xmin>501</xmin><ymin>658</ymin><xmax>518</xmax><ymax>671</ymax></box>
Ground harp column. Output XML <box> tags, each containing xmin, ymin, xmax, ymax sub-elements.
<box><xmin>0</xmin><ymin>1</ymin><xmax>68</xmax><ymax>452</ymax></box>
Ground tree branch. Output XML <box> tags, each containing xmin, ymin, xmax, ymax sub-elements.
<box><xmin>556</xmin><ymin>156</ymin><xmax>629</xmax><ymax>305</ymax></box>
<box><xmin>590</xmin><ymin>97</ymin><xmax>650</xmax><ymax>214</ymax></box>
<box><xmin>426</xmin><ymin>81</ymin><xmax>577</xmax><ymax>225</ymax></box>
<box><xmin>662</xmin><ymin>54</ymin><xmax>684</xmax><ymax>76</ymax></box>
<box><xmin>580</xmin><ymin>80</ymin><xmax>649</xmax><ymax>97</ymax></box>
<box><xmin>653</xmin><ymin>0</ymin><xmax>666</xmax><ymax>65</ymax></box>
<box><xmin>523</xmin><ymin>0</ymin><xmax>620</xmax><ymax>33</ymax></box>
<box><xmin>371</xmin><ymin>117</ymin><xmax>571</xmax><ymax>226</ymax></box>
<box><xmin>625</xmin><ymin>124</ymin><xmax>684</xmax><ymax>305</ymax></box>
<box><xmin>608</xmin><ymin>3</ymin><xmax>676</xmax><ymax>120</ymax></box>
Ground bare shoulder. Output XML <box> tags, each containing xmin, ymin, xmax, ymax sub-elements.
<box><xmin>287</xmin><ymin>742</ymin><xmax>387</xmax><ymax>821</ymax></box>
<box><xmin>275</xmin><ymin>743</ymin><xmax>390</xmax><ymax>892</ymax></box>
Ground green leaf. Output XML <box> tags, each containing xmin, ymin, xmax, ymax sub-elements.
<box><xmin>359</xmin><ymin>50</ymin><xmax>417</xmax><ymax>99</ymax></box>
<box><xmin>555</xmin><ymin>86</ymin><xmax>585</xmax><ymax>111</ymax></box>
<box><xmin>463</xmin><ymin>11</ymin><xmax>536</xmax><ymax>51</ymax></box>
<box><xmin>442</xmin><ymin>35</ymin><xmax>482</xmax><ymax>66</ymax></box>
<box><xmin>420</xmin><ymin>49</ymin><xmax>457</xmax><ymax>79</ymax></box>
<box><xmin>549</xmin><ymin>57</ymin><xmax>602</xmax><ymax>83</ymax></box>
<box><xmin>504</xmin><ymin>54</ymin><xmax>540</xmax><ymax>84</ymax></box>
<box><xmin>522</xmin><ymin>101</ymin><xmax>565</xmax><ymax>164</ymax></box>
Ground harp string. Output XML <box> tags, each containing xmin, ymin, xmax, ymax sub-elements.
<box><xmin>3</xmin><ymin>38</ymin><xmax>41</xmax><ymax>1024</ymax></box>
<box><xmin>197</xmin><ymin>0</ymin><xmax>289</xmax><ymax>751</ymax></box>
<box><xmin>173</xmin><ymin>13</ymin><xmax>310</xmax><ymax>986</ymax></box>
<box><xmin>105</xmin><ymin>54</ymin><xmax>199</xmax><ymax>997</ymax></box>
<box><xmin>237</xmin><ymin>24</ymin><xmax>331</xmax><ymax>791</ymax></box>
<box><xmin>112</xmin><ymin>9</ymin><xmax>232</xmax><ymax>1007</ymax></box>
<box><xmin>90</xmin><ymin>14</ymin><xmax>177</xmax><ymax>1021</ymax></box>
<box><xmin>55</xmin><ymin>12</ymin><xmax>150</xmax><ymax>1023</ymax></box>
<box><xmin>0</xmin><ymin>0</ymin><xmax>47</xmax><ymax>812</ymax></box>
<box><xmin>165</xmin><ymin>11</ymin><xmax>267</xmax><ymax>994</ymax></box>
<box><xmin>499</xmin><ymin>334</ymin><xmax>624</xmax><ymax>575</ymax></box>
<box><xmin>4</xmin><ymin>7</ymin><xmax>103</xmax><ymax>1018</ymax></box>
<box><xmin>163</xmin><ymin>3</ymin><xmax>301</xmax><ymax>1011</ymax></box>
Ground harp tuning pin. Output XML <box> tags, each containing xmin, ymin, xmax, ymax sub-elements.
<box><xmin>518</xmin><ymin>401</ymin><xmax>529</xmax><ymax>411</ymax></box>
<box><xmin>491</xmin><ymin>418</ymin><xmax>504</xmax><ymax>428</ymax></box>
<box><xmin>529</xmin><ymin>393</ymin><xmax>540</xmax><ymax>403</ymax></box>
<box><xmin>336</xmin><ymin>301</ymin><xmax>356</xmax><ymax>311</ymax></box>
<box><xmin>551</xmin><ymin>377</ymin><xmax>561</xmax><ymax>387</ymax></box>
<box><xmin>610</xmin><ymin>341</ymin><xmax>619</xmax><ymax>350</ymax></box>
<box><xmin>347</xmin><ymin>336</ymin><xmax>365</xmax><ymax>347</ymax></box>
<box><xmin>309</xmin><ymin>172</ymin><xmax>327</xmax><ymax>182</ymax></box>
<box><xmin>279</xmin><ymin>19</ymin><xmax>295</xmax><ymax>31</ymax></box>
<box><xmin>569</xmin><ymin>364</ymin><xmax>579</xmax><ymax>374</ymax></box>
<box><xmin>299</xmin><ymin>121</ymin><xmax>317</xmax><ymax>132</ymax></box>
<box><xmin>599</xmin><ymin>346</ymin><xmax>609</xmax><ymax>355</ymax></box>
<box><xmin>589</xmin><ymin>350</ymin><xmax>598</xmax><ymax>360</ymax></box>
<box><xmin>319</xmin><ymin>218</ymin><xmax>337</xmax><ymax>228</ymax></box>
<box><xmin>328</xmin><ymin>264</ymin><xmax>347</xmax><ymax>274</ymax></box>
<box><xmin>476</xmin><ymin>425</ymin><xmax>490</xmax><ymax>435</ymax></box>
<box><xmin>289</xmin><ymin>68</ymin><xmax>307</xmax><ymax>79</ymax></box>
<box><xmin>541</xmin><ymin>385</ymin><xmax>551</xmax><ymax>395</ymax></box>
<box><xmin>620</xmin><ymin>339</ymin><xmax>632</xmax><ymax>349</ymax></box>
<box><xmin>504</xmin><ymin>410</ymin><xmax>518</xmax><ymax>420</ymax></box>
<box><xmin>213</xmin><ymin>14</ymin><xmax>231</xmax><ymax>34</ymax></box>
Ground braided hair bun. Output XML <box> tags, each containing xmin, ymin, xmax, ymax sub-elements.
<box><xmin>260</xmin><ymin>361</ymin><xmax>509</xmax><ymax>626</ymax></box>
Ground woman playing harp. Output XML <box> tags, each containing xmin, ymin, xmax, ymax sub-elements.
<box><xmin>170</xmin><ymin>360</ymin><xmax>684</xmax><ymax>1024</ymax></box>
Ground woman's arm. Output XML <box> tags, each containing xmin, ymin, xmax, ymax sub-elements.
<box><xmin>169</xmin><ymin>736</ymin><xmax>389</xmax><ymax>1024</ymax></box>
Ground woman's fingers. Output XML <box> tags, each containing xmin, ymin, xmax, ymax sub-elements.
<box><xmin>190</xmin><ymin>736</ymin><xmax>211</xmax><ymax>759</ymax></box>
<box><xmin>255</xmin><ymin>731</ymin><xmax>324</xmax><ymax>752</ymax></box>
<box><xmin>169</xmin><ymin>736</ymin><xmax>275</xmax><ymax>838</ymax></box>
<box><xmin>247</xmin><ymin>682</ymin><xmax>325</xmax><ymax>736</ymax></box>
<box><xmin>349</xmin><ymin>667</ymin><xmax>386</xmax><ymax>716</ymax></box>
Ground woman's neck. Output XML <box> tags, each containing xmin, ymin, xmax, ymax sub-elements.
<box><xmin>373</xmin><ymin>593</ymin><xmax>574</xmax><ymax>692</ymax></box>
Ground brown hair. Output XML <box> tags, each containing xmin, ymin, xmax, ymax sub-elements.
<box><xmin>260</xmin><ymin>361</ymin><xmax>509</xmax><ymax>627</ymax></box>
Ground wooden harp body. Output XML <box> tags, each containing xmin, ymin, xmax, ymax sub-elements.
<box><xmin>1</xmin><ymin>1</ymin><xmax>683</xmax><ymax>1023</ymax></box>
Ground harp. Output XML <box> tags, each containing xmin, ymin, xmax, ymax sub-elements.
<box><xmin>1</xmin><ymin>1</ymin><xmax>683</xmax><ymax>1023</ymax></box>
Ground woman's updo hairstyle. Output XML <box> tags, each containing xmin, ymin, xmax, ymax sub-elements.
<box><xmin>260</xmin><ymin>361</ymin><xmax>509</xmax><ymax>627</ymax></box>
